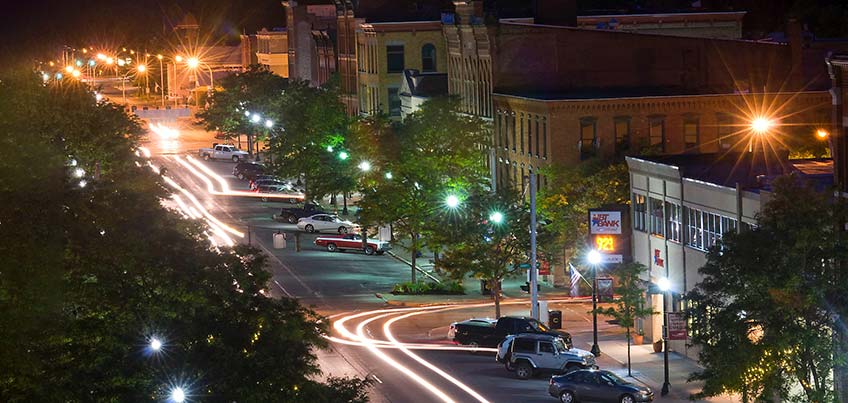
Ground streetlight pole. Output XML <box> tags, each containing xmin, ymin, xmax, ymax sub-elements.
<box><xmin>658</xmin><ymin>277</ymin><xmax>672</xmax><ymax>396</ymax></box>
<box><xmin>529</xmin><ymin>171</ymin><xmax>539</xmax><ymax>320</ymax></box>
<box><xmin>587</xmin><ymin>250</ymin><xmax>602</xmax><ymax>357</ymax></box>
<box><xmin>157</xmin><ymin>55</ymin><xmax>165</xmax><ymax>107</ymax></box>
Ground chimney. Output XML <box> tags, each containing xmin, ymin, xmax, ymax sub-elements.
<box><xmin>534</xmin><ymin>0</ymin><xmax>577</xmax><ymax>27</ymax></box>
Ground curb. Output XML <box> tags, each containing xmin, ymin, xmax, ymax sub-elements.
<box><xmin>385</xmin><ymin>250</ymin><xmax>442</xmax><ymax>283</ymax></box>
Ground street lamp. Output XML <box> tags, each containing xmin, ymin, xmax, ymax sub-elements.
<box><xmin>149</xmin><ymin>336</ymin><xmax>162</xmax><ymax>352</ymax></box>
<box><xmin>338</xmin><ymin>151</ymin><xmax>349</xmax><ymax>160</ymax></box>
<box><xmin>748</xmin><ymin>116</ymin><xmax>774</xmax><ymax>152</ymax></box>
<box><xmin>385</xmin><ymin>172</ymin><xmax>393</xmax><ymax>180</ymax></box>
<box><xmin>657</xmin><ymin>276</ymin><xmax>672</xmax><ymax>396</ymax></box>
<box><xmin>156</xmin><ymin>55</ymin><xmax>165</xmax><ymax>107</ymax></box>
<box><xmin>587</xmin><ymin>249</ymin><xmax>603</xmax><ymax>357</ymax></box>
<box><xmin>170</xmin><ymin>386</ymin><xmax>186</xmax><ymax>403</ymax></box>
<box><xmin>817</xmin><ymin>129</ymin><xmax>830</xmax><ymax>140</ymax></box>
<box><xmin>445</xmin><ymin>194</ymin><xmax>460</xmax><ymax>209</ymax></box>
<box><xmin>489</xmin><ymin>211</ymin><xmax>504</xmax><ymax>224</ymax></box>
<box><xmin>264</xmin><ymin>119</ymin><xmax>274</xmax><ymax>129</ymax></box>
<box><xmin>358</xmin><ymin>161</ymin><xmax>372</xmax><ymax>172</ymax></box>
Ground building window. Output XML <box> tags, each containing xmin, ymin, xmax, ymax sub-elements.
<box><xmin>519</xmin><ymin>113</ymin><xmax>525</xmax><ymax>154</ymax></box>
<box><xmin>717</xmin><ymin>113</ymin><xmax>734</xmax><ymax>150</ymax></box>
<box><xmin>686</xmin><ymin>207</ymin><xmax>704</xmax><ymax>250</ymax></box>
<box><xmin>649</xmin><ymin>197</ymin><xmax>664</xmax><ymax>236</ymax></box>
<box><xmin>387</xmin><ymin>87</ymin><xmax>401</xmax><ymax>116</ymax></box>
<box><xmin>542</xmin><ymin>118</ymin><xmax>548</xmax><ymax>158</ymax></box>
<box><xmin>633</xmin><ymin>194</ymin><xmax>647</xmax><ymax>232</ymax></box>
<box><xmin>685</xmin><ymin>207</ymin><xmax>737</xmax><ymax>251</ymax></box>
<box><xmin>580</xmin><ymin>118</ymin><xmax>597</xmax><ymax>160</ymax></box>
<box><xmin>649</xmin><ymin>117</ymin><xmax>665</xmax><ymax>152</ymax></box>
<box><xmin>527</xmin><ymin>115</ymin><xmax>533</xmax><ymax>156</ymax></box>
<box><xmin>387</xmin><ymin>45</ymin><xmax>404</xmax><ymax>73</ymax></box>
<box><xmin>614</xmin><ymin>117</ymin><xmax>630</xmax><ymax>153</ymax></box>
<box><xmin>684</xmin><ymin>116</ymin><xmax>699</xmax><ymax>150</ymax></box>
<box><xmin>511</xmin><ymin>113</ymin><xmax>517</xmax><ymax>152</ymax></box>
<box><xmin>535</xmin><ymin>119</ymin><xmax>540</xmax><ymax>157</ymax></box>
<box><xmin>666</xmin><ymin>202</ymin><xmax>682</xmax><ymax>243</ymax></box>
<box><xmin>421</xmin><ymin>44</ymin><xmax>436</xmax><ymax>72</ymax></box>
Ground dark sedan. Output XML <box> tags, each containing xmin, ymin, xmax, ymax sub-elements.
<box><xmin>548</xmin><ymin>369</ymin><xmax>653</xmax><ymax>403</ymax></box>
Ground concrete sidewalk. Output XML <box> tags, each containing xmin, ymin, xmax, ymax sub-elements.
<box><xmin>593</xmin><ymin>338</ymin><xmax>737</xmax><ymax>402</ymax></box>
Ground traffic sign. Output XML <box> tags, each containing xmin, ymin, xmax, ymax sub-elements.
<box><xmin>518</xmin><ymin>263</ymin><xmax>532</xmax><ymax>269</ymax></box>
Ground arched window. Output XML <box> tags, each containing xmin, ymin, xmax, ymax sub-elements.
<box><xmin>421</xmin><ymin>44</ymin><xmax>436</xmax><ymax>72</ymax></box>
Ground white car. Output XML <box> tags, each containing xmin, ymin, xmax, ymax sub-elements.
<box><xmin>297</xmin><ymin>214</ymin><xmax>358</xmax><ymax>234</ymax></box>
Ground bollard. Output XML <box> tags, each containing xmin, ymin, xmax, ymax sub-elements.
<box><xmin>294</xmin><ymin>232</ymin><xmax>301</xmax><ymax>252</ymax></box>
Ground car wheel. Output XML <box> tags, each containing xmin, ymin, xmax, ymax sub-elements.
<box><xmin>327</xmin><ymin>243</ymin><xmax>337</xmax><ymax>252</ymax></box>
<box><xmin>232</xmin><ymin>155</ymin><xmax>239</xmax><ymax>162</ymax></box>
<box><xmin>620</xmin><ymin>394</ymin><xmax>635</xmax><ymax>403</ymax></box>
<box><xmin>305</xmin><ymin>224</ymin><xmax>315</xmax><ymax>233</ymax></box>
<box><xmin>515</xmin><ymin>361</ymin><xmax>533</xmax><ymax>380</ymax></box>
<box><xmin>560</xmin><ymin>391</ymin><xmax>576</xmax><ymax>403</ymax></box>
<box><xmin>287</xmin><ymin>215</ymin><xmax>297</xmax><ymax>224</ymax></box>
<box><xmin>364</xmin><ymin>246</ymin><xmax>375</xmax><ymax>255</ymax></box>
<box><xmin>376</xmin><ymin>251</ymin><xmax>385</xmax><ymax>255</ymax></box>
<box><xmin>203</xmin><ymin>154</ymin><xmax>210</xmax><ymax>161</ymax></box>
<box><xmin>338</xmin><ymin>226</ymin><xmax>348</xmax><ymax>234</ymax></box>
<box><xmin>504</xmin><ymin>359</ymin><xmax>516</xmax><ymax>372</ymax></box>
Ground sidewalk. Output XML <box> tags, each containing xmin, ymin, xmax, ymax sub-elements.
<box><xmin>593</xmin><ymin>338</ymin><xmax>738</xmax><ymax>402</ymax></box>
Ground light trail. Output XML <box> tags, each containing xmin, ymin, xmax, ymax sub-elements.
<box><xmin>173</xmin><ymin>155</ymin><xmax>305</xmax><ymax>201</ymax></box>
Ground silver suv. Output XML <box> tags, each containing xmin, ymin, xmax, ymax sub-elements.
<box><xmin>498</xmin><ymin>333</ymin><xmax>596</xmax><ymax>379</ymax></box>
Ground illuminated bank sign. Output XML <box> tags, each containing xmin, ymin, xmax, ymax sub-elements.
<box><xmin>588</xmin><ymin>208</ymin><xmax>630</xmax><ymax>264</ymax></box>
<box><xmin>590</xmin><ymin>211</ymin><xmax>621</xmax><ymax>234</ymax></box>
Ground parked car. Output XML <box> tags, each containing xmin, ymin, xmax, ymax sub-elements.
<box><xmin>251</xmin><ymin>178</ymin><xmax>291</xmax><ymax>191</ymax></box>
<box><xmin>198</xmin><ymin>144</ymin><xmax>249</xmax><ymax>162</ymax></box>
<box><xmin>273</xmin><ymin>203</ymin><xmax>327</xmax><ymax>224</ymax></box>
<box><xmin>450</xmin><ymin>316</ymin><xmax>571</xmax><ymax>348</ymax></box>
<box><xmin>549</xmin><ymin>369</ymin><xmax>653</xmax><ymax>403</ymax></box>
<box><xmin>253</xmin><ymin>184</ymin><xmax>303</xmax><ymax>202</ymax></box>
<box><xmin>314</xmin><ymin>234</ymin><xmax>391</xmax><ymax>255</ymax></box>
<box><xmin>233</xmin><ymin>162</ymin><xmax>266</xmax><ymax>180</ymax></box>
<box><xmin>297</xmin><ymin>214</ymin><xmax>358</xmax><ymax>234</ymax></box>
<box><xmin>498</xmin><ymin>333</ymin><xmax>595</xmax><ymax>377</ymax></box>
<box><xmin>447</xmin><ymin>318</ymin><xmax>497</xmax><ymax>341</ymax></box>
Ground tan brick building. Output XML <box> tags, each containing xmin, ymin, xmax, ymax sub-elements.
<box><xmin>357</xmin><ymin>21</ymin><xmax>447</xmax><ymax>118</ymax></box>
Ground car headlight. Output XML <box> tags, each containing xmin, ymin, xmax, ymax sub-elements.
<box><xmin>638</xmin><ymin>390</ymin><xmax>650</xmax><ymax>397</ymax></box>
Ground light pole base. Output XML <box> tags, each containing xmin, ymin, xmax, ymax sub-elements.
<box><xmin>661</xmin><ymin>382</ymin><xmax>670</xmax><ymax>396</ymax></box>
<box><xmin>590</xmin><ymin>344</ymin><xmax>601</xmax><ymax>357</ymax></box>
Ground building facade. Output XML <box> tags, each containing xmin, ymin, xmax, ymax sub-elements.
<box><xmin>356</xmin><ymin>21</ymin><xmax>447</xmax><ymax>118</ymax></box>
<box><xmin>626</xmin><ymin>153</ymin><xmax>832</xmax><ymax>359</ymax></box>
<box><xmin>575</xmin><ymin>11</ymin><xmax>746</xmax><ymax>39</ymax></box>
<box><xmin>491</xmin><ymin>91</ymin><xmax>832</xmax><ymax>191</ymax></box>
<box><xmin>282</xmin><ymin>1</ymin><xmax>337</xmax><ymax>86</ymax></box>
<box><xmin>255</xmin><ymin>29</ymin><xmax>289</xmax><ymax>77</ymax></box>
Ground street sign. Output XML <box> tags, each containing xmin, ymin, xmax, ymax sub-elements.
<box><xmin>518</xmin><ymin>263</ymin><xmax>532</xmax><ymax>269</ymax></box>
<box><xmin>667</xmin><ymin>312</ymin><xmax>687</xmax><ymax>340</ymax></box>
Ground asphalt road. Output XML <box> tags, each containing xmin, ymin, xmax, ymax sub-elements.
<box><xmin>143</xmin><ymin>124</ymin><xmax>620</xmax><ymax>403</ymax></box>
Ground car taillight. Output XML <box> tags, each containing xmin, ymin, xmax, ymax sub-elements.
<box><xmin>550</xmin><ymin>377</ymin><xmax>555</xmax><ymax>385</ymax></box>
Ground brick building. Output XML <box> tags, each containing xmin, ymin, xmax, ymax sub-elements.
<box><xmin>575</xmin><ymin>11</ymin><xmax>746</xmax><ymax>39</ymax></box>
<box><xmin>282</xmin><ymin>1</ymin><xmax>337</xmax><ymax>86</ymax></box>
<box><xmin>255</xmin><ymin>28</ymin><xmax>289</xmax><ymax>77</ymax></box>
<box><xmin>356</xmin><ymin>21</ymin><xmax>447</xmax><ymax>118</ymax></box>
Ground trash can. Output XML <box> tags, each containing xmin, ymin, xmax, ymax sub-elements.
<box><xmin>273</xmin><ymin>232</ymin><xmax>287</xmax><ymax>249</ymax></box>
<box><xmin>549</xmin><ymin>310</ymin><xmax>563</xmax><ymax>329</ymax></box>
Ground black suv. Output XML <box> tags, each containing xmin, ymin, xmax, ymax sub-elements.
<box><xmin>233</xmin><ymin>162</ymin><xmax>266</xmax><ymax>180</ymax></box>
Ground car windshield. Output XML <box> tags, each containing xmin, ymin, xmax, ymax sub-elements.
<box><xmin>603</xmin><ymin>371</ymin><xmax>629</xmax><ymax>385</ymax></box>
<box><xmin>553</xmin><ymin>338</ymin><xmax>568</xmax><ymax>352</ymax></box>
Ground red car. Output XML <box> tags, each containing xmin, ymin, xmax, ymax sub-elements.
<box><xmin>314</xmin><ymin>234</ymin><xmax>391</xmax><ymax>255</ymax></box>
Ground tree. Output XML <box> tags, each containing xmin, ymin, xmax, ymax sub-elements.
<box><xmin>268</xmin><ymin>78</ymin><xmax>351</xmax><ymax>202</ymax></box>
<box><xmin>539</xmin><ymin>160</ymin><xmax>630</xmax><ymax>268</ymax></box>
<box><xmin>687</xmin><ymin>175</ymin><xmax>848</xmax><ymax>402</ymax></box>
<box><xmin>0</xmin><ymin>72</ymin><xmax>369</xmax><ymax>401</ymax></box>
<box><xmin>197</xmin><ymin>65</ymin><xmax>288</xmax><ymax>154</ymax></box>
<box><xmin>594</xmin><ymin>262</ymin><xmax>654</xmax><ymax>376</ymax></box>
<box><xmin>437</xmin><ymin>187</ymin><xmax>531</xmax><ymax>318</ymax></box>
<box><xmin>354</xmin><ymin>97</ymin><xmax>490</xmax><ymax>282</ymax></box>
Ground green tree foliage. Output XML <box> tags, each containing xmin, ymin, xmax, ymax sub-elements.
<box><xmin>197</xmin><ymin>65</ymin><xmax>288</xmax><ymax>153</ymax></box>
<box><xmin>437</xmin><ymin>187</ymin><xmax>531</xmax><ymax>318</ymax></box>
<box><xmin>353</xmin><ymin>97</ymin><xmax>490</xmax><ymax>282</ymax></box>
<box><xmin>687</xmin><ymin>176</ymin><xmax>848</xmax><ymax>402</ymax></box>
<box><xmin>593</xmin><ymin>262</ymin><xmax>654</xmax><ymax>376</ymax></box>
<box><xmin>539</xmin><ymin>159</ymin><xmax>630</xmax><ymax>263</ymax></box>
<box><xmin>269</xmin><ymin>78</ymin><xmax>351</xmax><ymax>201</ymax></box>
<box><xmin>0</xmin><ymin>72</ymin><xmax>368</xmax><ymax>401</ymax></box>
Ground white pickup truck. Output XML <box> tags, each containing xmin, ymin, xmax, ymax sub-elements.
<box><xmin>198</xmin><ymin>144</ymin><xmax>250</xmax><ymax>162</ymax></box>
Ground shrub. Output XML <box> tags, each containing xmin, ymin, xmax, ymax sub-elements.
<box><xmin>391</xmin><ymin>280</ymin><xmax>465</xmax><ymax>295</ymax></box>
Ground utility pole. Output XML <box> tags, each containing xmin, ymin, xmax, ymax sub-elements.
<box><xmin>530</xmin><ymin>171</ymin><xmax>539</xmax><ymax>320</ymax></box>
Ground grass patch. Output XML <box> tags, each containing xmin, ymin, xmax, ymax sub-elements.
<box><xmin>391</xmin><ymin>280</ymin><xmax>465</xmax><ymax>295</ymax></box>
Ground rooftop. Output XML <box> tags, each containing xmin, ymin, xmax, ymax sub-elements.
<box><xmin>627</xmin><ymin>153</ymin><xmax>834</xmax><ymax>192</ymax></box>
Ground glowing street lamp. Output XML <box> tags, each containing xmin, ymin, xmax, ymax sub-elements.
<box><xmin>65</xmin><ymin>65</ymin><xmax>74</xmax><ymax>73</ymax></box>
<box><xmin>71</xmin><ymin>69</ymin><xmax>81</xmax><ymax>79</ymax></box>
<box><xmin>137</xmin><ymin>64</ymin><xmax>147</xmax><ymax>73</ymax></box>
<box><xmin>445</xmin><ymin>194</ymin><xmax>460</xmax><ymax>209</ymax></box>
<box><xmin>338</xmin><ymin>151</ymin><xmax>349</xmax><ymax>160</ymax></box>
<box><xmin>358</xmin><ymin>161</ymin><xmax>372</xmax><ymax>172</ymax></box>
<box><xmin>149</xmin><ymin>336</ymin><xmax>162</xmax><ymax>352</ymax></box>
<box><xmin>250</xmin><ymin>113</ymin><xmax>261</xmax><ymax>124</ymax></box>
<box><xmin>586</xmin><ymin>249</ymin><xmax>603</xmax><ymax>357</ymax></box>
<box><xmin>750</xmin><ymin>117</ymin><xmax>773</xmax><ymax>134</ymax></box>
<box><xmin>489</xmin><ymin>211</ymin><xmax>504</xmax><ymax>224</ymax></box>
<box><xmin>186</xmin><ymin>57</ymin><xmax>199</xmax><ymax>69</ymax></box>
<box><xmin>817</xmin><ymin>129</ymin><xmax>830</xmax><ymax>140</ymax></box>
<box><xmin>175</xmin><ymin>55</ymin><xmax>183</xmax><ymax>63</ymax></box>
<box><xmin>264</xmin><ymin>119</ymin><xmax>274</xmax><ymax>129</ymax></box>
<box><xmin>385</xmin><ymin>172</ymin><xmax>393</xmax><ymax>180</ymax></box>
<box><xmin>170</xmin><ymin>387</ymin><xmax>186</xmax><ymax>403</ymax></box>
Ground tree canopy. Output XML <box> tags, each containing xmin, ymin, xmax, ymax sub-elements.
<box><xmin>687</xmin><ymin>175</ymin><xmax>848</xmax><ymax>402</ymax></box>
<box><xmin>0</xmin><ymin>72</ymin><xmax>368</xmax><ymax>401</ymax></box>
